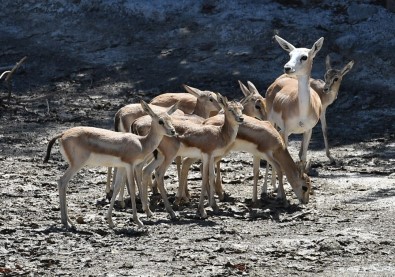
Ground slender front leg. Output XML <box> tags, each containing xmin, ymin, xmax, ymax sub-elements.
<box><xmin>142</xmin><ymin>152</ymin><xmax>164</xmax><ymax>214</ymax></box>
<box><xmin>126</xmin><ymin>166</ymin><xmax>144</xmax><ymax>228</ymax></box>
<box><xmin>106</xmin><ymin>167</ymin><xmax>113</xmax><ymax>200</ymax></box>
<box><xmin>214</xmin><ymin>158</ymin><xmax>225</xmax><ymax>201</ymax></box>
<box><xmin>176</xmin><ymin>157</ymin><xmax>198</xmax><ymax>205</ymax></box>
<box><xmin>135</xmin><ymin>162</ymin><xmax>152</xmax><ymax>218</ymax></box>
<box><xmin>208</xmin><ymin>155</ymin><xmax>219</xmax><ymax>213</ymax></box>
<box><xmin>299</xmin><ymin>128</ymin><xmax>312</xmax><ymax>163</ymax></box>
<box><xmin>154</xmin><ymin>155</ymin><xmax>177</xmax><ymax>219</ymax></box>
<box><xmin>106</xmin><ymin>168</ymin><xmax>126</xmax><ymax>228</ymax></box>
<box><xmin>320</xmin><ymin>111</ymin><xmax>335</xmax><ymax>163</ymax></box>
<box><xmin>252</xmin><ymin>155</ymin><xmax>260</xmax><ymax>203</ymax></box>
<box><xmin>198</xmin><ymin>155</ymin><xmax>209</xmax><ymax>218</ymax></box>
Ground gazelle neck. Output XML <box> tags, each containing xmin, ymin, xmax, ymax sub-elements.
<box><xmin>221</xmin><ymin>113</ymin><xmax>239</xmax><ymax>143</ymax></box>
<box><xmin>193</xmin><ymin>102</ymin><xmax>209</xmax><ymax>118</ymax></box>
<box><xmin>297</xmin><ymin>74</ymin><xmax>312</xmax><ymax>118</ymax></box>
<box><xmin>140</xmin><ymin>123</ymin><xmax>164</xmax><ymax>155</ymax></box>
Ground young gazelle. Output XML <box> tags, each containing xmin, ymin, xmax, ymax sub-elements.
<box><xmin>133</xmin><ymin>94</ymin><xmax>244</xmax><ymax>218</ymax></box>
<box><xmin>43</xmin><ymin>101</ymin><xmax>178</xmax><ymax>229</ymax></box>
<box><xmin>310</xmin><ymin>56</ymin><xmax>354</xmax><ymax>163</ymax></box>
<box><xmin>106</xmin><ymin>85</ymin><xmax>220</xmax><ymax>200</ymax></box>
<box><xmin>265</xmin><ymin>35</ymin><xmax>324</xmax><ymax>166</ymax></box>
<box><xmin>150</xmin><ymin>84</ymin><xmax>220</xmax><ymax>118</ymax></box>
<box><xmin>178</xmin><ymin>115</ymin><xmax>312</xmax><ymax>204</ymax></box>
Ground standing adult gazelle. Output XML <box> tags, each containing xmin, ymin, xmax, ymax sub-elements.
<box><xmin>266</xmin><ymin>35</ymin><xmax>324</xmax><ymax>166</ymax></box>
<box><xmin>44</xmin><ymin>101</ymin><xmax>179</xmax><ymax>229</ymax></box>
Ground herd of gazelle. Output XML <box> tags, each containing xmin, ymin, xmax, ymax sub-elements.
<box><xmin>44</xmin><ymin>36</ymin><xmax>354</xmax><ymax>229</ymax></box>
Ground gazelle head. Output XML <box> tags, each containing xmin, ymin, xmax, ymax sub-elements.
<box><xmin>323</xmin><ymin>55</ymin><xmax>354</xmax><ymax>94</ymax></box>
<box><xmin>275</xmin><ymin>35</ymin><xmax>324</xmax><ymax>77</ymax></box>
<box><xmin>292</xmin><ymin>161</ymin><xmax>312</xmax><ymax>204</ymax></box>
<box><xmin>140</xmin><ymin>100</ymin><xmax>178</xmax><ymax>137</ymax></box>
<box><xmin>218</xmin><ymin>93</ymin><xmax>244</xmax><ymax>124</ymax></box>
<box><xmin>183</xmin><ymin>84</ymin><xmax>222</xmax><ymax>116</ymax></box>
<box><xmin>238</xmin><ymin>80</ymin><xmax>267</xmax><ymax>120</ymax></box>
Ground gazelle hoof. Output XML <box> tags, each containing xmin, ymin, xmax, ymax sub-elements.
<box><xmin>106</xmin><ymin>190</ymin><xmax>113</xmax><ymax>201</ymax></box>
<box><xmin>170</xmin><ymin>213</ymin><xmax>180</xmax><ymax>221</ymax></box>
<box><xmin>106</xmin><ymin>218</ymin><xmax>115</xmax><ymax>229</ymax></box>
<box><xmin>211</xmin><ymin>204</ymin><xmax>220</xmax><ymax>214</ymax></box>
<box><xmin>198</xmin><ymin>208</ymin><xmax>208</xmax><ymax>219</ymax></box>
<box><xmin>135</xmin><ymin>220</ymin><xmax>144</xmax><ymax>228</ymax></box>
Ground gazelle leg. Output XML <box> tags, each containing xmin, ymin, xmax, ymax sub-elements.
<box><xmin>106</xmin><ymin>167</ymin><xmax>113</xmax><ymax>201</ymax></box>
<box><xmin>57</xmin><ymin>165</ymin><xmax>81</xmax><ymax>229</ymax></box>
<box><xmin>252</xmin><ymin>155</ymin><xmax>260</xmax><ymax>203</ymax></box>
<box><xmin>125</xmin><ymin>166</ymin><xmax>144</xmax><ymax>228</ymax></box>
<box><xmin>214</xmin><ymin>158</ymin><xmax>225</xmax><ymax>201</ymax></box>
<box><xmin>320</xmin><ymin>111</ymin><xmax>335</xmax><ymax>164</ymax></box>
<box><xmin>135</xmin><ymin>162</ymin><xmax>152</xmax><ymax>218</ymax></box>
<box><xmin>299</xmin><ymin>129</ymin><xmax>312</xmax><ymax>164</ymax></box>
<box><xmin>208</xmin><ymin>155</ymin><xmax>219</xmax><ymax>213</ymax></box>
<box><xmin>154</xmin><ymin>155</ymin><xmax>177</xmax><ymax>219</ymax></box>
<box><xmin>176</xmin><ymin>157</ymin><xmax>198</xmax><ymax>205</ymax></box>
<box><xmin>106</xmin><ymin>168</ymin><xmax>126</xmax><ymax>228</ymax></box>
<box><xmin>142</xmin><ymin>152</ymin><xmax>164</xmax><ymax>208</ymax></box>
<box><xmin>198</xmin><ymin>155</ymin><xmax>209</xmax><ymax>218</ymax></box>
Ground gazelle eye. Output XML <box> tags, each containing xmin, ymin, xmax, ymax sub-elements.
<box><xmin>255</xmin><ymin>105</ymin><xmax>261</xmax><ymax>110</ymax></box>
<box><xmin>301</xmin><ymin>56</ymin><xmax>307</xmax><ymax>61</ymax></box>
<box><xmin>209</xmin><ymin>98</ymin><xmax>213</xmax><ymax>102</ymax></box>
<box><xmin>159</xmin><ymin>119</ymin><xmax>164</xmax><ymax>125</ymax></box>
<box><xmin>302</xmin><ymin>186</ymin><xmax>308</xmax><ymax>192</ymax></box>
<box><xmin>334</xmin><ymin>78</ymin><xmax>339</xmax><ymax>82</ymax></box>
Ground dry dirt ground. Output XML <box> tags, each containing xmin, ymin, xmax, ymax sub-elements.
<box><xmin>0</xmin><ymin>70</ymin><xmax>394</xmax><ymax>277</ymax></box>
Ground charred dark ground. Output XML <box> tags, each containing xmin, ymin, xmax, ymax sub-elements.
<box><xmin>0</xmin><ymin>1</ymin><xmax>394</xmax><ymax>276</ymax></box>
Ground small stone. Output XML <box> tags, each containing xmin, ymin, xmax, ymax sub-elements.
<box><xmin>76</xmin><ymin>216</ymin><xmax>85</xmax><ymax>224</ymax></box>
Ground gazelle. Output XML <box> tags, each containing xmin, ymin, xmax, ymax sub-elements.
<box><xmin>150</xmin><ymin>84</ymin><xmax>220</xmax><ymax>117</ymax></box>
<box><xmin>310</xmin><ymin>55</ymin><xmax>354</xmax><ymax>163</ymax></box>
<box><xmin>265</xmin><ymin>35</ymin><xmax>324</xmax><ymax>166</ymax></box>
<box><xmin>178</xmin><ymin>115</ymin><xmax>312</xmax><ymax>204</ymax></box>
<box><xmin>176</xmin><ymin>80</ymin><xmax>271</xmax><ymax>203</ymax></box>
<box><xmin>43</xmin><ymin>101</ymin><xmax>178</xmax><ymax>229</ymax></box>
<box><xmin>106</xmin><ymin>84</ymin><xmax>221</xmax><ymax>201</ymax></box>
<box><xmin>133</xmin><ymin>94</ymin><xmax>244</xmax><ymax>218</ymax></box>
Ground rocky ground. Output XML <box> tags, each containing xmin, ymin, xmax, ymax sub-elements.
<box><xmin>1</xmin><ymin>1</ymin><xmax>394</xmax><ymax>276</ymax></box>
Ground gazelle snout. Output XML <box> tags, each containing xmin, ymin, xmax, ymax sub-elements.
<box><xmin>168</xmin><ymin>127</ymin><xmax>177</xmax><ymax>136</ymax></box>
<box><xmin>284</xmin><ymin>65</ymin><xmax>295</xmax><ymax>74</ymax></box>
<box><xmin>323</xmin><ymin>86</ymin><xmax>330</xmax><ymax>93</ymax></box>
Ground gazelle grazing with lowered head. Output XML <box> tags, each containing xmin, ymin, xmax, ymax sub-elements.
<box><xmin>192</xmin><ymin>115</ymin><xmax>312</xmax><ymax>204</ymax></box>
<box><xmin>310</xmin><ymin>55</ymin><xmax>354</xmax><ymax>163</ymax></box>
<box><xmin>43</xmin><ymin>100</ymin><xmax>179</xmax><ymax>229</ymax></box>
<box><xmin>266</xmin><ymin>35</ymin><xmax>324</xmax><ymax>166</ymax></box>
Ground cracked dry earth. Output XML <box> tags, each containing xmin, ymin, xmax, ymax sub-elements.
<box><xmin>0</xmin><ymin>79</ymin><xmax>394</xmax><ymax>276</ymax></box>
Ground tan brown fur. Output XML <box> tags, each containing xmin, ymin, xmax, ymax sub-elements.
<box><xmin>44</xmin><ymin>101</ymin><xmax>178</xmax><ymax>230</ymax></box>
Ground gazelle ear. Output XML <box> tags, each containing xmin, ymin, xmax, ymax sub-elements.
<box><xmin>183</xmin><ymin>84</ymin><xmax>201</xmax><ymax>97</ymax></box>
<box><xmin>167</xmin><ymin>101</ymin><xmax>179</xmax><ymax>115</ymax></box>
<box><xmin>297</xmin><ymin>160</ymin><xmax>308</xmax><ymax>175</ymax></box>
<box><xmin>309</xmin><ymin>37</ymin><xmax>324</xmax><ymax>58</ymax></box>
<box><xmin>140</xmin><ymin>100</ymin><xmax>157</xmax><ymax>118</ymax></box>
<box><xmin>325</xmin><ymin>55</ymin><xmax>332</xmax><ymax>71</ymax></box>
<box><xmin>341</xmin><ymin>60</ymin><xmax>354</xmax><ymax>77</ymax></box>
<box><xmin>217</xmin><ymin>93</ymin><xmax>228</xmax><ymax>108</ymax></box>
<box><xmin>275</xmin><ymin>35</ymin><xmax>295</xmax><ymax>52</ymax></box>
<box><xmin>238</xmin><ymin>80</ymin><xmax>250</xmax><ymax>97</ymax></box>
<box><xmin>240</xmin><ymin>93</ymin><xmax>254</xmax><ymax>105</ymax></box>
<box><xmin>247</xmin><ymin>81</ymin><xmax>259</xmax><ymax>95</ymax></box>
